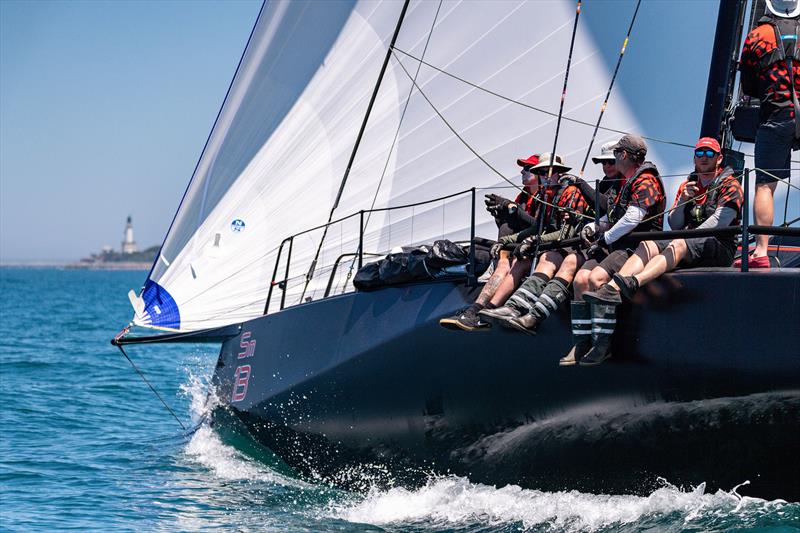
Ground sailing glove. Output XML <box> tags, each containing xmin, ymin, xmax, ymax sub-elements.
<box><xmin>514</xmin><ymin>235</ymin><xmax>540</xmax><ymax>259</ymax></box>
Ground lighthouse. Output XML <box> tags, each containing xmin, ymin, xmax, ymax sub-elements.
<box><xmin>121</xmin><ymin>215</ymin><xmax>138</xmax><ymax>254</ymax></box>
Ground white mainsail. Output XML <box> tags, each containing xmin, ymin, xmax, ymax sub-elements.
<box><xmin>133</xmin><ymin>0</ymin><xmax>722</xmax><ymax>332</ymax></box>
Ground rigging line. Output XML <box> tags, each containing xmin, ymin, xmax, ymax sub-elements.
<box><xmin>391</xmin><ymin>47</ymin><xmax>695</xmax><ymax>150</ymax></box>
<box><xmin>392</xmin><ymin>50</ymin><xmax>522</xmax><ymax>192</ymax></box>
<box><xmin>113</xmin><ymin>331</ymin><xmax>186</xmax><ymax>431</ymax></box>
<box><xmin>549</xmin><ymin>0</ymin><xmax>581</xmax><ymax>178</ymax></box>
<box><xmin>363</xmin><ymin>0</ymin><xmax>444</xmax><ymax>241</ymax></box>
<box><xmin>392</xmin><ymin>52</ymin><xmax>594</xmax><ymax>222</ymax></box>
<box><xmin>300</xmin><ymin>0</ymin><xmax>412</xmax><ymax>302</ymax></box>
<box><xmin>579</xmin><ymin>0</ymin><xmax>642</xmax><ymax>176</ymax></box>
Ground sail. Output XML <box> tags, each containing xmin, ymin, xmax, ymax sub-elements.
<box><xmin>135</xmin><ymin>0</ymin><xmax>723</xmax><ymax>332</ymax></box>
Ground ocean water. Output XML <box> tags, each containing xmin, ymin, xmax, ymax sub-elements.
<box><xmin>1</xmin><ymin>268</ymin><xmax>798</xmax><ymax>532</ymax></box>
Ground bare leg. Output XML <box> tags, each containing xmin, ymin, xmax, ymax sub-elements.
<box><xmin>634</xmin><ymin>239</ymin><xmax>688</xmax><ymax>286</ymax></box>
<box><xmin>606</xmin><ymin>241</ymin><xmax>659</xmax><ymax>291</ymax></box>
<box><xmin>475</xmin><ymin>253</ymin><xmax>512</xmax><ymax>306</ymax></box>
<box><xmin>588</xmin><ymin>265</ymin><xmax>612</xmax><ymax>291</ymax></box>
<box><xmin>573</xmin><ymin>259</ymin><xmax>598</xmax><ymax>301</ymax></box>
<box><xmin>555</xmin><ymin>252</ymin><xmax>584</xmax><ymax>284</ymax></box>
<box><xmin>487</xmin><ymin>257</ymin><xmax>532</xmax><ymax>306</ymax></box>
<box><xmin>753</xmin><ymin>181</ymin><xmax>777</xmax><ymax>257</ymax></box>
<box><xmin>534</xmin><ymin>251</ymin><xmax>565</xmax><ymax>278</ymax></box>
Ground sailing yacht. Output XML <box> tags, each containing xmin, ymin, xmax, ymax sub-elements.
<box><xmin>114</xmin><ymin>0</ymin><xmax>800</xmax><ymax>500</ymax></box>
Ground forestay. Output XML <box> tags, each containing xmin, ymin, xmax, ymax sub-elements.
<box><xmin>132</xmin><ymin>0</ymin><xmax>711</xmax><ymax>332</ymax></box>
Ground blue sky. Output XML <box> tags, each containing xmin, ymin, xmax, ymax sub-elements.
<box><xmin>0</xmin><ymin>0</ymin><xmax>261</xmax><ymax>262</ymax></box>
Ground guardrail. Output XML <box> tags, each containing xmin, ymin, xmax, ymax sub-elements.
<box><xmin>264</xmin><ymin>188</ymin><xmax>477</xmax><ymax>313</ymax></box>
<box><xmin>265</xmin><ymin>167</ymin><xmax>799</xmax><ymax>314</ymax></box>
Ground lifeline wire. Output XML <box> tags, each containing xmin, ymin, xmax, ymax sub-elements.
<box><xmin>579</xmin><ymin>0</ymin><xmax>641</xmax><ymax>176</ymax></box>
<box><xmin>113</xmin><ymin>330</ymin><xmax>187</xmax><ymax>431</ymax></box>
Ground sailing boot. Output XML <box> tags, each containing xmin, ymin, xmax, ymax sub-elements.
<box><xmin>612</xmin><ymin>273</ymin><xmax>640</xmax><ymax>300</ymax></box>
<box><xmin>579</xmin><ymin>303</ymin><xmax>617</xmax><ymax>366</ymax></box>
<box><xmin>507</xmin><ymin>277</ymin><xmax>570</xmax><ymax>335</ymax></box>
<box><xmin>559</xmin><ymin>300</ymin><xmax>592</xmax><ymax>366</ymax></box>
<box><xmin>500</xmin><ymin>272</ymin><xmax>550</xmax><ymax>328</ymax></box>
<box><xmin>582</xmin><ymin>284</ymin><xmax>622</xmax><ymax>306</ymax></box>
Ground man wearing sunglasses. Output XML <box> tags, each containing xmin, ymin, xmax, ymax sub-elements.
<box><xmin>739</xmin><ymin>0</ymin><xmax>800</xmax><ymax>268</ymax></box>
<box><xmin>563</xmin><ymin>134</ymin><xmax>665</xmax><ymax>366</ymax></box>
<box><xmin>481</xmin><ymin>142</ymin><xmax>620</xmax><ymax>334</ymax></box>
<box><xmin>581</xmin><ymin>138</ymin><xmax>743</xmax><ymax>363</ymax></box>
<box><xmin>440</xmin><ymin>153</ymin><xmax>579</xmax><ymax>331</ymax></box>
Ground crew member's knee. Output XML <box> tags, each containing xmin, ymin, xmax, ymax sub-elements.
<box><xmin>574</xmin><ymin>269</ymin><xmax>591</xmax><ymax>291</ymax></box>
<box><xmin>588</xmin><ymin>267</ymin><xmax>609</xmax><ymax>290</ymax></box>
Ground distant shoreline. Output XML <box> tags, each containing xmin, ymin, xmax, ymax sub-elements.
<box><xmin>1</xmin><ymin>262</ymin><xmax>151</xmax><ymax>270</ymax></box>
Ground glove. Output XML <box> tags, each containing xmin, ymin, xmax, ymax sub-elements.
<box><xmin>485</xmin><ymin>194</ymin><xmax>515</xmax><ymax>214</ymax></box>
<box><xmin>489</xmin><ymin>242</ymin><xmax>503</xmax><ymax>259</ymax></box>
<box><xmin>581</xmin><ymin>223</ymin><xmax>597</xmax><ymax>245</ymax></box>
<box><xmin>586</xmin><ymin>241</ymin><xmax>608</xmax><ymax>260</ymax></box>
<box><xmin>513</xmin><ymin>235</ymin><xmax>540</xmax><ymax>259</ymax></box>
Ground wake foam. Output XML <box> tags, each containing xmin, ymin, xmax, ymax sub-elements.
<box><xmin>179</xmin><ymin>367</ymin><xmax>308</xmax><ymax>488</ymax></box>
<box><xmin>330</xmin><ymin>476</ymin><xmax>794</xmax><ymax>531</ymax></box>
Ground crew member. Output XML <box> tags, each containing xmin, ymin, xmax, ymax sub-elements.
<box><xmin>739</xmin><ymin>0</ymin><xmax>800</xmax><ymax>267</ymax></box>
<box><xmin>565</xmin><ymin>134</ymin><xmax>665</xmax><ymax>366</ymax></box>
<box><xmin>440</xmin><ymin>153</ymin><xmax>576</xmax><ymax>331</ymax></box>
<box><xmin>583</xmin><ymin>138</ymin><xmax>743</xmax><ymax>345</ymax></box>
<box><xmin>481</xmin><ymin>141</ymin><xmax>622</xmax><ymax>335</ymax></box>
<box><xmin>480</xmin><ymin>154</ymin><xmax>540</xmax><ymax>283</ymax></box>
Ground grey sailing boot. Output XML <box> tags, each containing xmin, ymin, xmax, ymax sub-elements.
<box><xmin>507</xmin><ymin>277</ymin><xmax>570</xmax><ymax>335</ymax></box>
<box><xmin>559</xmin><ymin>300</ymin><xmax>592</xmax><ymax>366</ymax></box>
<box><xmin>579</xmin><ymin>303</ymin><xmax>617</xmax><ymax>366</ymax></box>
<box><xmin>502</xmin><ymin>272</ymin><xmax>549</xmax><ymax>325</ymax></box>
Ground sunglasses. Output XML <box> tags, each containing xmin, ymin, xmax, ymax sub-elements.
<box><xmin>522</xmin><ymin>165</ymin><xmax>533</xmax><ymax>172</ymax></box>
<box><xmin>694</xmin><ymin>149</ymin><xmax>718</xmax><ymax>158</ymax></box>
<box><xmin>601</xmin><ymin>160</ymin><xmax>616</xmax><ymax>165</ymax></box>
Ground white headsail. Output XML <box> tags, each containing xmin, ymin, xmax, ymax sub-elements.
<box><xmin>134</xmin><ymin>0</ymin><xmax>720</xmax><ymax>332</ymax></box>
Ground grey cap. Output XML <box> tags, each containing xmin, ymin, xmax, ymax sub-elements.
<box><xmin>591</xmin><ymin>141</ymin><xmax>617</xmax><ymax>164</ymax></box>
<box><xmin>611</xmin><ymin>133</ymin><xmax>647</xmax><ymax>158</ymax></box>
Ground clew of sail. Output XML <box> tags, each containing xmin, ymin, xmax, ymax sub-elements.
<box><xmin>135</xmin><ymin>0</ymin><xmax>715</xmax><ymax>332</ymax></box>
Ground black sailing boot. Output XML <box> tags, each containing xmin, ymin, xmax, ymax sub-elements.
<box><xmin>507</xmin><ymin>277</ymin><xmax>570</xmax><ymax>335</ymax></box>
<box><xmin>499</xmin><ymin>273</ymin><xmax>550</xmax><ymax>329</ymax></box>
<box><xmin>612</xmin><ymin>273</ymin><xmax>640</xmax><ymax>300</ymax></box>
<box><xmin>579</xmin><ymin>303</ymin><xmax>617</xmax><ymax>366</ymax></box>
<box><xmin>559</xmin><ymin>300</ymin><xmax>592</xmax><ymax>366</ymax></box>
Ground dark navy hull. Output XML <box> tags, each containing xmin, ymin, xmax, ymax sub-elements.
<box><xmin>210</xmin><ymin>269</ymin><xmax>800</xmax><ymax>500</ymax></box>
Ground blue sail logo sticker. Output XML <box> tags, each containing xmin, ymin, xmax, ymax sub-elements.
<box><xmin>231</xmin><ymin>219</ymin><xmax>246</xmax><ymax>233</ymax></box>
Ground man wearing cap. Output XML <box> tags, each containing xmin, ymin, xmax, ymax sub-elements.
<box><xmin>563</xmin><ymin>134</ymin><xmax>665</xmax><ymax>366</ymax></box>
<box><xmin>440</xmin><ymin>153</ymin><xmax>581</xmax><ymax>331</ymax></box>
<box><xmin>582</xmin><ymin>138</ymin><xmax>743</xmax><ymax>353</ymax></box>
<box><xmin>481</xmin><ymin>142</ymin><xmax>621</xmax><ymax>334</ymax></box>
<box><xmin>739</xmin><ymin>0</ymin><xmax>799</xmax><ymax>268</ymax></box>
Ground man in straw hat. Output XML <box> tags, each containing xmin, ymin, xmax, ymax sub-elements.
<box><xmin>484</xmin><ymin>141</ymin><xmax>622</xmax><ymax>334</ymax></box>
<box><xmin>441</xmin><ymin>152</ymin><xmax>580</xmax><ymax>331</ymax></box>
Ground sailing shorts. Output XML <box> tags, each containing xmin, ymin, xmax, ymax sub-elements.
<box><xmin>754</xmin><ymin>117</ymin><xmax>795</xmax><ymax>184</ymax></box>
<box><xmin>578</xmin><ymin>248</ymin><xmax>631</xmax><ymax>278</ymax></box>
<box><xmin>653</xmin><ymin>237</ymin><xmax>734</xmax><ymax>268</ymax></box>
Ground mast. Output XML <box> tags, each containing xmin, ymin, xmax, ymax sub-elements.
<box><xmin>700</xmin><ymin>0</ymin><xmax>748</xmax><ymax>140</ymax></box>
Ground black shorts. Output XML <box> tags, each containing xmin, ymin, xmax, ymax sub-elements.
<box><xmin>577</xmin><ymin>248</ymin><xmax>631</xmax><ymax>277</ymax></box>
<box><xmin>653</xmin><ymin>237</ymin><xmax>734</xmax><ymax>268</ymax></box>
